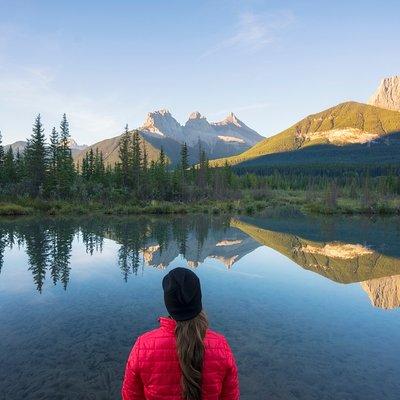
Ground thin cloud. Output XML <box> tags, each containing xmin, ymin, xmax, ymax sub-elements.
<box><xmin>200</xmin><ymin>10</ymin><xmax>295</xmax><ymax>59</ymax></box>
<box><xmin>210</xmin><ymin>102</ymin><xmax>271</xmax><ymax>118</ymax></box>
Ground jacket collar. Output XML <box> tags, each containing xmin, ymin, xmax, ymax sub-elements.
<box><xmin>159</xmin><ymin>316</ymin><xmax>176</xmax><ymax>332</ymax></box>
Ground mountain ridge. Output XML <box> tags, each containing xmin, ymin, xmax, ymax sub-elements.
<box><xmin>74</xmin><ymin>110</ymin><xmax>263</xmax><ymax>166</ymax></box>
<box><xmin>4</xmin><ymin>138</ymin><xmax>87</xmax><ymax>156</ymax></box>
<box><xmin>209</xmin><ymin>101</ymin><xmax>400</xmax><ymax>167</ymax></box>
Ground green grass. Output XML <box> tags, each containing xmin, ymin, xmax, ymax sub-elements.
<box><xmin>0</xmin><ymin>203</ymin><xmax>34</xmax><ymax>216</ymax></box>
<box><xmin>0</xmin><ymin>190</ymin><xmax>399</xmax><ymax>217</ymax></box>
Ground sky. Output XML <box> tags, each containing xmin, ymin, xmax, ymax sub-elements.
<box><xmin>0</xmin><ymin>0</ymin><xmax>399</xmax><ymax>145</ymax></box>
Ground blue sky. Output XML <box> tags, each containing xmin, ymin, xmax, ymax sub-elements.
<box><xmin>1</xmin><ymin>0</ymin><xmax>399</xmax><ymax>145</ymax></box>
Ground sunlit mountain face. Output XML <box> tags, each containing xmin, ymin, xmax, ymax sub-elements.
<box><xmin>0</xmin><ymin>214</ymin><xmax>399</xmax><ymax>309</ymax></box>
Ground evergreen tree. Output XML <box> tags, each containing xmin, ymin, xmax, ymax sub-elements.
<box><xmin>154</xmin><ymin>147</ymin><xmax>168</xmax><ymax>199</ymax></box>
<box><xmin>3</xmin><ymin>147</ymin><xmax>16</xmax><ymax>184</ymax></box>
<box><xmin>58</xmin><ymin>114</ymin><xmax>75</xmax><ymax>196</ymax></box>
<box><xmin>25</xmin><ymin>114</ymin><xmax>47</xmax><ymax>196</ymax></box>
<box><xmin>93</xmin><ymin>149</ymin><xmax>105</xmax><ymax>183</ymax></box>
<box><xmin>49</xmin><ymin>127</ymin><xmax>59</xmax><ymax>170</ymax></box>
<box><xmin>48</xmin><ymin>127</ymin><xmax>59</xmax><ymax>195</ymax></box>
<box><xmin>15</xmin><ymin>149</ymin><xmax>24</xmax><ymax>183</ymax></box>
<box><xmin>142</xmin><ymin>143</ymin><xmax>149</xmax><ymax>199</ymax></box>
<box><xmin>180</xmin><ymin>143</ymin><xmax>189</xmax><ymax>174</ymax></box>
<box><xmin>118</xmin><ymin>124</ymin><xmax>131</xmax><ymax>188</ymax></box>
<box><xmin>131</xmin><ymin>130</ymin><xmax>142</xmax><ymax>197</ymax></box>
<box><xmin>0</xmin><ymin>130</ymin><xmax>4</xmax><ymax>170</ymax></box>
<box><xmin>159</xmin><ymin>146</ymin><xmax>166</xmax><ymax>168</ymax></box>
<box><xmin>179</xmin><ymin>143</ymin><xmax>189</xmax><ymax>199</ymax></box>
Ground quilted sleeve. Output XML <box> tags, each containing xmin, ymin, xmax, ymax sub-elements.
<box><xmin>221</xmin><ymin>338</ymin><xmax>240</xmax><ymax>400</ymax></box>
<box><xmin>121</xmin><ymin>337</ymin><xmax>146</xmax><ymax>400</ymax></box>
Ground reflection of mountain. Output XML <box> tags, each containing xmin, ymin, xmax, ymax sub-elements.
<box><xmin>231</xmin><ymin>218</ymin><xmax>400</xmax><ymax>284</ymax></box>
<box><xmin>111</xmin><ymin>219</ymin><xmax>260</xmax><ymax>269</ymax></box>
<box><xmin>361</xmin><ymin>275</ymin><xmax>400</xmax><ymax>309</ymax></box>
<box><xmin>231</xmin><ymin>216</ymin><xmax>400</xmax><ymax>309</ymax></box>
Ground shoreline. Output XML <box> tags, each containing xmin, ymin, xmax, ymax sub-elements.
<box><xmin>0</xmin><ymin>190</ymin><xmax>399</xmax><ymax>217</ymax></box>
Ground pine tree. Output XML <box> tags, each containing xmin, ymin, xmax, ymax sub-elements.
<box><xmin>58</xmin><ymin>114</ymin><xmax>75</xmax><ymax>196</ymax></box>
<box><xmin>158</xmin><ymin>146</ymin><xmax>165</xmax><ymax>166</ymax></box>
<box><xmin>0</xmin><ymin>131</ymin><xmax>4</xmax><ymax>186</ymax></box>
<box><xmin>15</xmin><ymin>149</ymin><xmax>23</xmax><ymax>182</ymax></box>
<box><xmin>93</xmin><ymin>149</ymin><xmax>105</xmax><ymax>183</ymax></box>
<box><xmin>179</xmin><ymin>143</ymin><xmax>189</xmax><ymax>199</ymax></box>
<box><xmin>196</xmin><ymin>141</ymin><xmax>208</xmax><ymax>191</ymax></box>
<box><xmin>59</xmin><ymin>114</ymin><xmax>70</xmax><ymax>150</ymax></box>
<box><xmin>118</xmin><ymin>124</ymin><xmax>131</xmax><ymax>188</ymax></box>
<box><xmin>142</xmin><ymin>143</ymin><xmax>149</xmax><ymax>199</ymax></box>
<box><xmin>25</xmin><ymin>114</ymin><xmax>47</xmax><ymax>196</ymax></box>
<box><xmin>49</xmin><ymin>127</ymin><xmax>59</xmax><ymax>170</ymax></box>
<box><xmin>0</xmin><ymin>130</ymin><xmax>4</xmax><ymax>170</ymax></box>
<box><xmin>3</xmin><ymin>147</ymin><xmax>16</xmax><ymax>184</ymax></box>
<box><xmin>131</xmin><ymin>130</ymin><xmax>142</xmax><ymax>197</ymax></box>
<box><xmin>48</xmin><ymin>127</ymin><xmax>59</xmax><ymax>195</ymax></box>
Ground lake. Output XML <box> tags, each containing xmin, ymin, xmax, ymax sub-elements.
<box><xmin>0</xmin><ymin>212</ymin><xmax>399</xmax><ymax>400</ymax></box>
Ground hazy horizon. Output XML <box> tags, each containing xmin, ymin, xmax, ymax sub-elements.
<box><xmin>1</xmin><ymin>0</ymin><xmax>400</xmax><ymax>145</ymax></box>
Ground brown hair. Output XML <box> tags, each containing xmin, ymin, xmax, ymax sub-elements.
<box><xmin>175</xmin><ymin>311</ymin><xmax>209</xmax><ymax>400</ymax></box>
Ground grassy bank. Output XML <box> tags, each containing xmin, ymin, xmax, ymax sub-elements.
<box><xmin>0</xmin><ymin>190</ymin><xmax>399</xmax><ymax>217</ymax></box>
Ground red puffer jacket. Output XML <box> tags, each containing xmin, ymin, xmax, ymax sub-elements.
<box><xmin>122</xmin><ymin>317</ymin><xmax>239</xmax><ymax>399</ymax></box>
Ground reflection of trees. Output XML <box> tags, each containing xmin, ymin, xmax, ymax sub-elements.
<box><xmin>23</xmin><ymin>221</ymin><xmax>75</xmax><ymax>292</ymax></box>
<box><xmin>25</xmin><ymin>223</ymin><xmax>50</xmax><ymax>293</ymax></box>
<box><xmin>172</xmin><ymin>218</ymin><xmax>189</xmax><ymax>257</ymax></box>
<box><xmin>113</xmin><ymin>221</ymin><xmax>149</xmax><ymax>282</ymax></box>
<box><xmin>0</xmin><ymin>219</ymin><xmax>75</xmax><ymax>293</ymax></box>
<box><xmin>0</xmin><ymin>227</ymin><xmax>8</xmax><ymax>274</ymax></box>
<box><xmin>0</xmin><ymin>215</ymin><xmax>235</xmax><ymax>291</ymax></box>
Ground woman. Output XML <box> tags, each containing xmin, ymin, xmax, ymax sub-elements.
<box><xmin>122</xmin><ymin>267</ymin><xmax>240</xmax><ymax>400</ymax></box>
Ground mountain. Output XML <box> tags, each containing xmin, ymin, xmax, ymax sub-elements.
<box><xmin>209</xmin><ymin>101</ymin><xmax>400</xmax><ymax>167</ymax></box>
<box><xmin>4</xmin><ymin>141</ymin><xmax>27</xmax><ymax>154</ymax></box>
<box><xmin>67</xmin><ymin>138</ymin><xmax>88</xmax><ymax>152</ymax></box>
<box><xmin>74</xmin><ymin>110</ymin><xmax>263</xmax><ymax>166</ymax></box>
<box><xmin>73</xmin><ymin>133</ymin><xmax>162</xmax><ymax>167</ymax></box>
<box><xmin>5</xmin><ymin>138</ymin><xmax>87</xmax><ymax>156</ymax></box>
<box><xmin>139</xmin><ymin>109</ymin><xmax>261</xmax><ymax>147</ymax></box>
<box><xmin>369</xmin><ymin>75</ymin><xmax>400</xmax><ymax>112</ymax></box>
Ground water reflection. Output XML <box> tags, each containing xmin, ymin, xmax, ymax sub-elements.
<box><xmin>233</xmin><ymin>214</ymin><xmax>400</xmax><ymax>309</ymax></box>
<box><xmin>0</xmin><ymin>214</ymin><xmax>399</xmax><ymax>309</ymax></box>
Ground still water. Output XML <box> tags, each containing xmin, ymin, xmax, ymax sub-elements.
<box><xmin>0</xmin><ymin>212</ymin><xmax>399</xmax><ymax>400</ymax></box>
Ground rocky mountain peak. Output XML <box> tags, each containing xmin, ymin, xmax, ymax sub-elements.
<box><xmin>68</xmin><ymin>138</ymin><xmax>87</xmax><ymax>150</ymax></box>
<box><xmin>188</xmin><ymin>111</ymin><xmax>203</xmax><ymax>120</ymax></box>
<box><xmin>185</xmin><ymin>111</ymin><xmax>210</xmax><ymax>129</ymax></box>
<box><xmin>141</xmin><ymin>109</ymin><xmax>182</xmax><ymax>137</ymax></box>
<box><xmin>136</xmin><ymin>108</ymin><xmax>262</xmax><ymax>148</ymax></box>
<box><xmin>216</xmin><ymin>112</ymin><xmax>244</xmax><ymax>128</ymax></box>
<box><xmin>368</xmin><ymin>75</ymin><xmax>400</xmax><ymax>112</ymax></box>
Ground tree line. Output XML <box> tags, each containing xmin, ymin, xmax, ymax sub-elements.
<box><xmin>0</xmin><ymin>114</ymin><xmax>399</xmax><ymax>205</ymax></box>
<box><xmin>0</xmin><ymin>114</ymin><xmax>237</xmax><ymax>203</ymax></box>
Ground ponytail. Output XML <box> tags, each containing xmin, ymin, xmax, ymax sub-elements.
<box><xmin>175</xmin><ymin>311</ymin><xmax>208</xmax><ymax>400</ymax></box>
